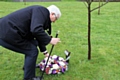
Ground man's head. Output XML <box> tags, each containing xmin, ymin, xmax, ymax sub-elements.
<box><xmin>47</xmin><ymin>5</ymin><xmax>61</xmax><ymax>22</ymax></box>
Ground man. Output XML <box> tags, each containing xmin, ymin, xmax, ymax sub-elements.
<box><xmin>0</xmin><ymin>5</ymin><xmax>61</xmax><ymax>80</ymax></box>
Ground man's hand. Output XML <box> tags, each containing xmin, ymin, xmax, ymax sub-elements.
<box><xmin>44</xmin><ymin>53</ymin><xmax>49</xmax><ymax>57</ymax></box>
<box><xmin>50</xmin><ymin>38</ymin><xmax>61</xmax><ymax>45</ymax></box>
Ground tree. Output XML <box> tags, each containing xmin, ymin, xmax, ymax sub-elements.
<box><xmin>23</xmin><ymin>0</ymin><xmax>26</xmax><ymax>5</ymax></box>
<box><xmin>83</xmin><ymin>0</ymin><xmax>109</xmax><ymax>60</ymax></box>
<box><xmin>97</xmin><ymin>0</ymin><xmax>109</xmax><ymax>15</ymax></box>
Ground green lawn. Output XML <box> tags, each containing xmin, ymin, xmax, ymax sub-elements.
<box><xmin>0</xmin><ymin>1</ymin><xmax>120</xmax><ymax>80</ymax></box>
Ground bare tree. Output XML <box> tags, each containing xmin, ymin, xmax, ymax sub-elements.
<box><xmin>84</xmin><ymin>0</ymin><xmax>109</xmax><ymax>60</ymax></box>
<box><xmin>98</xmin><ymin>0</ymin><xmax>109</xmax><ymax>15</ymax></box>
<box><xmin>23</xmin><ymin>0</ymin><xmax>26</xmax><ymax>5</ymax></box>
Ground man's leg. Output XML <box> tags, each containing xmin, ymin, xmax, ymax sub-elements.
<box><xmin>0</xmin><ymin>39</ymin><xmax>39</xmax><ymax>79</ymax></box>
<box><xmin>23</xmin><ymin>48</ymin><xmax>38</xmax><ymax>79</ymax></box>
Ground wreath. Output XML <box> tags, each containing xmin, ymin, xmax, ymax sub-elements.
<box><xmin>36</xmin><ymin>50</ymin><xmax>71</xmax><ymax>74</ymax></box>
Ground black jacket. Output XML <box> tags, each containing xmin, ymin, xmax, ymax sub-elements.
<box><xmin>0</xmin><ymin>5</ymin><xmax>51</xmax><ymax>52</ymax></box>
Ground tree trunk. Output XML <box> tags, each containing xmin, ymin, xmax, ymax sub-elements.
<box><xmin>23</xmin><ymin>0</ymin><xmax>26</xmax><ymax>5</ymax></box>
<box><xmin>88</xmin><ymin>3</ymin><xmax>91</xmax><ymax>60</ymax></box>
<box><xmin>98</xmin><ymin>0</ymin><xmax>101</xmax><ymax>15</ymax></box>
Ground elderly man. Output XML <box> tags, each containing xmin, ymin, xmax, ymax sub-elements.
<box><xmin>0</xmin><ymin>5</ymin><xmax>61</xmax><ymax>80</ymax></box>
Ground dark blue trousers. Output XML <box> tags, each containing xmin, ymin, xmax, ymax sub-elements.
<box><xmin>0</xmin><ymin>39</ymin><xmax>38</xmax><ymax>79</ymax></box>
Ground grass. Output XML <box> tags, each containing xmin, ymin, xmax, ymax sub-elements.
<box><xmin>0</xmin><ymin>1</ymin><xmax>120</xmax><ymax>80</ymax></box>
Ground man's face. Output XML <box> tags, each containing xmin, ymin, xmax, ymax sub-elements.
<box><xmin>50</xmin><ymin>13</ymin><xmax>58</xmax><ymax>23</ymax></box>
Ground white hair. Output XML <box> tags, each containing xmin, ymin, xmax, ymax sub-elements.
<box><xmin>47</xmin><ymin>5</ymin><xmax>61</xmax><ymax>19</ymax></box>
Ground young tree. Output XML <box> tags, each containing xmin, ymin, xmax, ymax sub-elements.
<box><xmin>23</xmin><ymin>0</ymin><xmax>26</xmax><ymax>5</ymax></box>
<box><xmin>84</xmin><ymin>0</ymin><xmax>108</xmax><ymax>60</ymax></box>
<box><xmin>98</xmin><ymin>0</ymin><xmax>109</xmax><ymax>15</ymax></box>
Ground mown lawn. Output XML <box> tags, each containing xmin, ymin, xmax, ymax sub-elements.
<box><xmin>0</xmin><ymin>1</ymin><xmax>120</xmax><ymax>80</ymax></box>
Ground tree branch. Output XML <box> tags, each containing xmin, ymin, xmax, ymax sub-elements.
<box><xmin>83</xmin><ymin>1</ymin><xmax>88</xmax><ymax>8</ymax></box>
<box><xmin>86</xmin><ymin>0</ymin><xmax>89</xmax><ymax>3</ymax></box>
<box><xmin>90</xmin><ymin>2</ymin><xmax>108</xmax><ymax>12</ymax></box>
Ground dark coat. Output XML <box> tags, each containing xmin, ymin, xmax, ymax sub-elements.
<box><xmin>0</xmin><ymin>5</ymin><xmax>51</xmax><ymax>52</ymax></box>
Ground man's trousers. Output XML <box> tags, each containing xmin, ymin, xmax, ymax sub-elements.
<box><xmin>0</xmin><ymin>39</ymin><xmax>39</xmax><ymax>79</ymax></box>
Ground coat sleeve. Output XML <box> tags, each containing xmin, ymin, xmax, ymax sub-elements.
<box><xmin>30</xmin><ymin>7</ymin><xmax>51</xmax><ymax>51</ymax></box>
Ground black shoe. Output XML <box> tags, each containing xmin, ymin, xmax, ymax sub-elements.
<box><xmin>32</xmin><ymin>76</ymin><xmax>43</xmax><ymax>80</ymax></box>
<box><xmin>24</xmin><ymin>76</ymin><xmax>43</xmax><ymax>80</ymax></box>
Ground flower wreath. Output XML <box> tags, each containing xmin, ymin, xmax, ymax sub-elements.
<box><xmin>36</xmin><ymin>50</ymin><xmax>71</xmax><ymax>74</ymax></box>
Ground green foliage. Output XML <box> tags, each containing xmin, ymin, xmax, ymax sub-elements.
<box><xmin>0</xmin><ymin>2</ymin><xmax>120</xmax><ymax>80</ymax></box>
